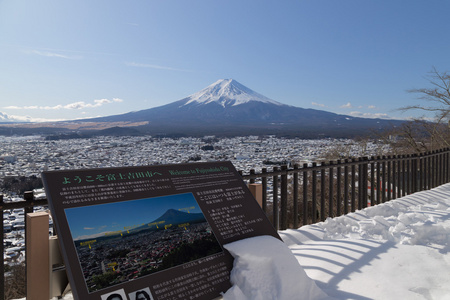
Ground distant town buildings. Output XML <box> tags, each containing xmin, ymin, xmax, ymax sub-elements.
<box><xmin>0</xmin><ymin>135</ymin><xmax>388</xmax><ymax>181</ymax></box>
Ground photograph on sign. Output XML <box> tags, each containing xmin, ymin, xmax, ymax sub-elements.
<box><xmin>128</xmin><ymin>287</ymin><xmax>153</xmax><ymax>300</ymax></box>
<box><xmin>64</xmin><ymin>193</ymin><xmax>222</xmax><ymax>294</ymax></box>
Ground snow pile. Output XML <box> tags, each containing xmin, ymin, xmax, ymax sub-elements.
<box><xmin>318</xmin><ymin>187</ymin><xmax>450</xmax><ymax>251</ymax></box>
<box><xmin>222</xmin><ymin>235</ymin><xmax>330</xmax><ymax>300</ymax></box>
<box><xmin>281</xmin><ymin>183</ymin><xmax>450</xmax><ymax>299</ymax></box>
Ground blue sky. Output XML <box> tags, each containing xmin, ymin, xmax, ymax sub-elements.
<box><xmin>1</xmin><ymin>1</ymin><xmax>449</xmax><ymax>122</ymax></box>
<box><xmin>64</xmin><ymin>193</ymin><xmax>202</xmax><ymax>240</ymax></box>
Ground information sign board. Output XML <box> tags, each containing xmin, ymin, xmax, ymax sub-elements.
<box><xmin>42</xmin><ymin>161</ymin><xmax>280</xmax><ymax>300</ymax></box>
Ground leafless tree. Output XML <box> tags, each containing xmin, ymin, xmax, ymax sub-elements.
<box><xmin>395</xmin><ymin>67</ymin><xmax>450</xmax><ymax>152</ymax></box>
<box><xmin>402</xmin><ymin>67</ymin><xmax>450</xmax><ymax>121</ymax></box>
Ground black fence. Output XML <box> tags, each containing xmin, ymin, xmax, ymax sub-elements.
<box><xmin>240</xmin><ymin>148</ymin><xmax>450</xmax><ymax>230</ymax></box>
<box><xmin>1</xmin><ymin>148</ymin><xmax>450</xmax><ymax>300</ymax></box>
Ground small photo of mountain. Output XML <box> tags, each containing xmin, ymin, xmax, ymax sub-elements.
<box><xmin>64</xmin><ymin>193</ymin><xmax>222</xmax><ymax>293</ymax></box>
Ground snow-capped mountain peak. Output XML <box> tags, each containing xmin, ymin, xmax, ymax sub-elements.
<box><xmin>184</xmin><ymin>79</ymin><xmax>284</xmax><ymax>107</ymax></box>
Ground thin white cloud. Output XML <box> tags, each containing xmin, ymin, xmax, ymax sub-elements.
<box><xmin>3</xmin><ymin>98</ymin><xmax>123</xmax><ymax>110</ymax></box>
<box><xmin>0</xmin><ymin>111</ymin><xmax>66</xmax><ymax>123</ymax></box>
<box><xmin>311</xmin><ymin>102</ymin><xmax>325</xmax><ymax>107</ymax></box>
<box><xmin>368</xmin><ymin>105</ymin><xmax>376</xmax><ymax>109</ymax></box>
<box><xmin>349</xmin><ymin>111</ymin><xmax>390</xmax><ymax>119</ymax></box>
<box><xmin>32</xmin><ymin>46</ymin><xmax>118</xmax><ymax>57</ymax></box>
<box><xmin>340</xmin><ymin>102</ymin><xmax>353</xmax><ymax>109</ymax></box>
<box><xmin>24</xmin><ymin>49</ymin><xmax>83</xmax><ymax>60</ymax></box>
<box><xmin>84</xmin><ymin>227</ymin><xmax>95</xmax><ymax>230</ymax></box>
<box><xmin>126</xmin><ymin>62</ymin><xmax>192</xmax><ymax>72</ymax></box>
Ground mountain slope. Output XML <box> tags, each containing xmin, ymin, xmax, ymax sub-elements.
<box><xmin>133</xmin><ymin>209</ymin><xmax>206</xmax><ymax>231</ymax></box>
<box><xmin>82</xmin><ymin>79</ymin><xmax>403</xmax><ymax>137</ymax></box>
<box><xmin>152</xmin><ymin>208</ymin><xmax>206</xmax><ymax>225</ymax></box>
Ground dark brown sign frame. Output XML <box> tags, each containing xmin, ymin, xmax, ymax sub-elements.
<box><xmin>42</xmin><ymin>161</ymin><xmax>279</xmax><ymax>300</ymax></box>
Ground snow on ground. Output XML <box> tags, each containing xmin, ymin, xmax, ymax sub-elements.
<box><xmin>222</xmin><ymin>236</ymin><xmax>330</xmax><ymax>300</ymax></box>
<box><xmin>18</xmin><ymin>183</ymin><xmax>450</xmax><ymax>300</ymax></box>
<box><xmin>225</xmin><ymin>183</ymin><xmax>450</xmax><ymax>300</ymax></box>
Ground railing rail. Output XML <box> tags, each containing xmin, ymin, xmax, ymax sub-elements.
<box><xmin>240</xmin><ymin>148</ymin><xmax>450</xmax><ymax>230</ymax></box>
<box><xmin>2</xmin><ymin>147</ymin><xmax>450</xmax><ymax>300</ymax></box>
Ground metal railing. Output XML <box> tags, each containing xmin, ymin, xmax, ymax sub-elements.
<box><xmin>239</xmin><ymin>148</ymin><xmax>450</xmax><ymax>230</ymax></box>
<box><xmin>1</xmin><ymin>148</ymin><xmax>450</xmax><ymax>300</ymax></box>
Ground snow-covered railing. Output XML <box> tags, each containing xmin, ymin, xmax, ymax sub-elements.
<box><xmin>240</xmin><ymin>148</ymin><xmax>450</xmax><ymax>230</ymax></box>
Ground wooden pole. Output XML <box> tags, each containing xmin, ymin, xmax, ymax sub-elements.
<box><xmin>248</xmin><ymin>183</ymin><xmax>263</xmax><ymax>208</ymax></box>
<box><xmin>26</xmin><ymin>212</ymin><xmax>50</xmax><ymax>300</ymax></box>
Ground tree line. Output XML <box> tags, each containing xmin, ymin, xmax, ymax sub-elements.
<box><xmin>1</xmin><ymin>175</ymin><xmax>43</xmax><ymax>196</ymax></box>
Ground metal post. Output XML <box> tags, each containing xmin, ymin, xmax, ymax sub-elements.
<box><xmin>262</xmin><ymin>168</ymin><xmax>267</xmax><ymax>213</ymax></box>
<box><xmin>414</xmin><ymin>154</ymin><xmax>418</xmax><ymax>191</ymax></box>
<box><xmin>382</xmin><ymin>157</ymin><xmax>386</xmax><ymax>203</ymax></box>
<box><xmin>280</xmin><ymin>165</ymin><xmax>288</xmax><ymax>230</ymax></box>
<box><xmin>358</xmin><ymin>159</ymin><xmax>364</xmax><ymax>209</ymax></box>
<box><xmin>394</xmin><ymin>157</ymin><xmax>399</xmax><ymax>199</ymax></box>
<box><xmin>387</xmin><ymin>156</ymin><xmax>392</xmax><ymax>201</ymax></box>
<box><xmin>351</xmin><ymin>162</ymin><xmax>356</xmax><ymax>212</ymax></box>
<box><xmin>361</xmin><ymin>157</ymin><xmax>368</xmax><ymax>208</ymax></box>
<box><xmin>419</xmin><ymin>155</ymin><xmax>424</xmax><ymax>191</ymax></box>
<box><xmin>328</xmin><ymin>162</ymin><xmax>334</xmax><ymax>217</ymax></box>
<box><xmin>293</xmin><ymin>164</ymin><xmax>299</xmax><ymax>228</ymax></box>
<box><xmin>344</xmin><ymin>160</ymin><xmax>349</xmax><ymax>214</ymax></box>
<box><xmin>402</xmin><ymin>155</ymin><xmax>408</xmax><ymax>196</ymax></box>
<box><xmin>406</xmin><ymin>155</ymin><xmax>411</xmax><ymax>194</ymax></box>
<box><xmin>376</xmin><ymin>159</ymin><xmax>381</xmax><ymax>205</ymax></box>
<box><xmin>320</xmin><ymin>163</ymin><xmax>326</xmax><ymax>221</ymax></box>
<box><xmin>312</xmin><ymin>163</ymin><xmax>317</xmax><ymax>223</ymax></box>
<box><xmin>302</xmin><ymin>164</ymin><xmax>308</xmax><ymax>225</ymax></box>
<box><xmin>370</xmin><ymin>157</ymin><xmax>375</xmax><ymax>205</ymax></box>
<box><xmin>272</xmin><ymin>167</ymin><xmax>279</xmax><ymax>230</ymax></box>
<box><xmin>249</xmin><ymin>169</ymin><xmax>255</xmax><ymax>184</ymax></box>
<box><xmin>337</xmin><ymin>160</ymin><xmax>342</xmax><ymax>217</ymax></box>
<box><xmin>397</xmin><ymin>156</ymin><xmax>402</xmax><ymax>198</ymax></box>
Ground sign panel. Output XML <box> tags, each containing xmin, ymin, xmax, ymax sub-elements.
<box><xmin>42</xmin><ymin>161</ymin><xmax>280</xmax><ymax>300</ymax></box>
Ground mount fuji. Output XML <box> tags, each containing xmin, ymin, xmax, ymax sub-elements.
<box><xmin>92</xmin><ymin>79</ymin><xmax>295</xmax><ymax>125</ymax></box>
<box><xmin>83</xmin><ymin>79</ymin><xmax>403</xmax><ymax>137</ymax></box>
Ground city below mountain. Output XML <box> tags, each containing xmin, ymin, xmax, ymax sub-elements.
<box><xmin>0</xmin><ymin>79</ymin><xmax>405</xmax><ymax>138</ymax></box>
